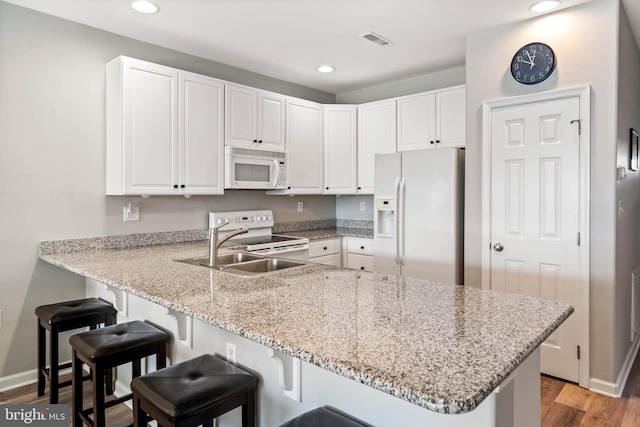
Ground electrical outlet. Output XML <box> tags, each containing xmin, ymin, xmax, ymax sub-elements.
<box><xmin>297</xmin><ymin>202</ymin><xmax>303</xmax><ymax>212</ymax></box>
<box><xmin>360</xmin><ymin>201</ymin><xmax>366</xmax><ymax>211</ymax></box>
<box><xmin>123</xmin><ymin>205</ymin><xmax>140</xmax><ymax>222</ymax></box>
<box><xmin>226</xmin><ymin>342</ymin><xmax>237</xmax><ymax>364</ymax></box>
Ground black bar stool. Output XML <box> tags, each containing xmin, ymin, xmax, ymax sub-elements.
<box><xmin>35</xmin><ymin>298</ymin><xmax>117</xmax><ymax>404</ymax></box>
<box><xmin>69</xmin><ymin>320</ymin><xmax>168</xmax><ymax>427</ymax></box>
<box><xmin>279</xmin><ymin>407</ymin><xmax>367</xmax><ymax>427</ymax></box>
<box><xmin>131</xmin><ymin>354</ymin><xmax>257</xmax><ymax>427</ymax></box>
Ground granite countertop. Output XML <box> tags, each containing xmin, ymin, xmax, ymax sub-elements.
<box><xmin>39</xmin><ymin>239</ymin><xmax>572</xmax><ymax>415</ymax></box>
<box><xmin>280</xmin><ymin>227</ymin><xmax>373</xmax><ymax>240</ymax></box>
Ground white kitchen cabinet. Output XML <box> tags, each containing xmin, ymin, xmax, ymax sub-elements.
<box><xmin>225</xmin><ymin>83</ymin><xmax>285</xmax><ymax>151</ymax></box>
<box><xmin>397</xmin><ymin>85</ymin><xmax>465</xmax><ymax>151</ymax></box>
<box><xmin>268</xmin><ymin>98</ymin><xmax>323</xmax><ymax>195</ymax></box>
<box><xmin>309</xmin><ymin>238</ymin><xmax>342</xmax><ymax>267</ymax></box>
<box><xmin>357</xmin><ymin>100</ymin><xmax>396</xmax><ymax>194</ymax></box>
<box><xmin>323</xmin><ymin>105</ymin><xmax>357</xmax><ymax>195</ymax></box>
<box><xmin>106</xmin><ymin>56</ymin><xmax>224</xmax><ymax>196</ymax></box>
<box><xmin>178</xmin><ymin>71</ymin><xmax>225</xmax><ymax>195</ymax></box>
<box><xmin>344</xmin><ymin>237</ymin><xmax>374</xmax><ymax>272</ymax></box>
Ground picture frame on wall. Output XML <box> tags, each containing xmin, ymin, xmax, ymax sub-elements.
<box><xmin>631</xmin><ymin>129</ymin><xmax>639</xmax><ymax>172</ymax></box>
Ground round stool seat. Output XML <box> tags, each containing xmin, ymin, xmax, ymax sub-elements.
<box><xmin>279</xmin><ymin>407</ymin><xmax>366</xmax><ymax>427</ymax></box>
<box><xmin>131</xmin><ymin>354</ymin><xmax>257</xmax><ymax>427</ymax></box>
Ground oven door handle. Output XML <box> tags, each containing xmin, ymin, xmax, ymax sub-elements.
<box><xmin>252</xmin><ymin>244</ymin><xmax>309</xmax><ymax>255</ymax></box>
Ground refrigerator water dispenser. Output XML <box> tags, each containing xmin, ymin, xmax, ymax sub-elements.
<box><xmin>376</xmin><ymin>199</ymin><xmax>395</xmax><ymax>237</ymax></box>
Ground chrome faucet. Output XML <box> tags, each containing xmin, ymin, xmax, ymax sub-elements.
<box><xmin>208</xmin><ymin>222</ymin><xmax>249</xmax><ymax>267</ymax></box>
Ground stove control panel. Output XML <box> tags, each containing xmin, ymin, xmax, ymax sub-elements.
<box><xmin>209</xmin><ymin>210</ymin><xmax>274</xmax><ymax>230</ymax></box>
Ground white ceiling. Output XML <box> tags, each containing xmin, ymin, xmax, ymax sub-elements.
<box><xmin>4</xmin><ymin>0</ymin><xmax>639</xmax><ymax>94</ymax></box>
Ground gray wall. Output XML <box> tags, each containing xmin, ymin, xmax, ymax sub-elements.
<box><xmin>0</xmin><ymin>1</ymin><xmax>336</xmax><ymax>380</ymax></box>
<box><xmin>615</xmin><ymin>0</ymin><xmax>640</xmax><ymax>383</ymax></box>
<box><xmin>464</xmin><ymin>0</ymin><xmax>640</xmax><ymax>386</ymax></box>
<box><xmin>335</xmin><ymin>66</ymin><xmax>465</xmax><ymax>104</ymax></box>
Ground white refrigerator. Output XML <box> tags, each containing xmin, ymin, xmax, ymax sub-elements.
<box><xmin>373</xmin><ymin>148</ymin><xmax>464</xmax><ymax>284</ymax></box>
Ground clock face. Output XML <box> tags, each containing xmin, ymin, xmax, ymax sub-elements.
<box><xmin>510</xmin><ymin>42</ymin><xmax>556</xmax><ymax>85</ymax></box>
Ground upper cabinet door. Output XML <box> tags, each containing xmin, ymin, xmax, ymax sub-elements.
<box><xmin>106</xmin><ymin>56</ymin><xmax>225</xmax><ymax>196</ymax></box>
<box><xmin>225</xmin><ymin>84</ymin><xmax>285</xmax><ymax>151</ymax></box>
<box><xmin>396</xmin><ymin>85</ymin><xmax>466</xmax><ymax>151</ymax></box>
<box><xmin>257</xmin><ymin>92</ymin><xmax>286</xmax><ymax>151</ymax></box>
<box><xmin>397</xmin><ymin>92</ymin><xmax>436</xmax><ymax>151</ymax></box>
<box><xmin>179</xmin><ymin>72</ymin><xmax>224</xmax><ymax>195</ymax></box>
<box><xmin>107</xmin><ymin>57</ymin><xmax>179</xmax><ymax>195</ymax></box>
<box><xmin>435</xmin><ymin>86</ymin><xmax>466</xmax><ymax>148</ymax></box>
<box><xmin>224</xmin><ymin>84</ymin><xmax>257</xmax><ymax>147</ymax></box>
<box><xmin>284</xmin><ymin>97</ymin><xmax>323</xmax><ymax>194</ymax></box>
<box><xmin>324</xmin><ymin>105</ymin><xmax>357</xmax><ymax>195</ymax></box>
<box><xmin>357</xmin><ymin>100</ymin><xmax>396</xmax><ymax>194</ymax></box>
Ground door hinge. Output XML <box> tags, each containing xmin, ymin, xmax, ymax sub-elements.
<box><xmin>571</xmin><ymin>119</ymin><xmax>582</xmax><ymax>135</ymax></box>
<box><xmin>577</xmin><ymin>232</ymin><xmax>581</xmax><ymax>246</ymax></box>
<box><xmin>577</xmin><ymin>345</ymin><xmax>581</xmax><ymax>360</ymax></box>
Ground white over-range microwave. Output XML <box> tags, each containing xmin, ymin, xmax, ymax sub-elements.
<box><xmin>224</xmin><ymin>146</ymin><xmax>288</xmax><ymax>190</ymax></box>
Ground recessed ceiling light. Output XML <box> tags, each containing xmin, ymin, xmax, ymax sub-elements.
<box><xmin>131</xmin><ymin>1</ymin><xmax>159</xmax><ymax>14</ymax></box>
<box><xmin>317</xmin><ymin>65</ymin><xmax>335</xmax><ymax>73</ymax></box>
<box><xmin>529</xmin><ymin>1</ymin><xmax>560</xmax><ymax>13</ymax></box>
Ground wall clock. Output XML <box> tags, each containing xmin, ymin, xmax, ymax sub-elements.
<box><xmin>510</xmin><ymin>42</ymin><xmax>556</xmax><ymax>85</ymax></box>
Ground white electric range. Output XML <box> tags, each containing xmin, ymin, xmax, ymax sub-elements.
<box><xmin>208</xmin><ymin>210</ymin><xmax>309</xmax><ymax>261</ymax></box>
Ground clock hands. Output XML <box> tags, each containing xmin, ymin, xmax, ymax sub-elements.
<box><xmin>522</xmin><ymin>50</ymin><xmax>536</xmax><ymax>69</ymax></box>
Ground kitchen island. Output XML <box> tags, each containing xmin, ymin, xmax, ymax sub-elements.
<box><xmin>39</xmin><ymin>234</ymin><xmax>572</xmax><ymax>426</ymax></box>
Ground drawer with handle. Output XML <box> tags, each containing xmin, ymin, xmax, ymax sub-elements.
<box><xmin>346</xmin><ymin>237</ymin><xmax>373</xmax><ymax>256</ymax></box>
<box><xmin>309</xmin><ymin>238</ymin><xmax>342</xmax><ymax>258</ymax></box>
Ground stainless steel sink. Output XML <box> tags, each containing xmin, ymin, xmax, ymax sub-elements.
<box><xmin>224</xmin><ymin>258</ymin><xmax>304</xmax><ymax>274</ymax></box>
<box><xmin>175</xmin><ymin>253</ymin><xmax>306</xmax><ymax>276</ymax></box>
<box><xmin>176</xmin><ymin>252</ymin><xmax>264</xmax><ymax>268</ymax></box>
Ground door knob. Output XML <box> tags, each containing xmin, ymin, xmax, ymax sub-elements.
<box><xmin>493</xmin><ymin>243</ymin><xmax>504</xmax><ymax>252</ymax></box>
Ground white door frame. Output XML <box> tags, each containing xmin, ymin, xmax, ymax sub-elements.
<box><xmin>481</xmin><ymin>85</ymin><xmax>591</xmax><ymax>389</ymax></box>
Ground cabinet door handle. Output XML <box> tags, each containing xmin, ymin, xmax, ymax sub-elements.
<box><xmin>436</xmin><ymin>140</ymin><xmax>440</xmax><ymax>144</ymax></box>
<box><xmin>326</xmin><ymin>187</ymin><xmax>329</xmax><ymax>190</ymax></box>
<box><xmin>360</xmin><ymin>266</ymin><xmax>365</xmax><ymax>270</ymax></box>
<box><xmin>253</xmin><ymin>139</ymin><xmax>258</xmax><ymax>143</ymax></box>
<box><xmin>173</xmin><ymin>185</ymin><xmax>178</xmax><ymax>189</ymax></box>
<box><xmin>430</xmin><ymin>140</ymin><xmax>435</xmax><ymax>144</ymax></box>
<box><xmin>180</xmin><ymin>185</ymin><xmax>185</xmax><ymax>188</ymax></box>
<box><xmin>323</xmin><ymin>247</ymin><xmax>328</xmax><ymax>250</ymax></box>
<box><xmin>258</xmin><ymin>140</ymin><xmax>263</xmax><ymax>143</ymax></box>
<box><xmin>360</xmin><ymin>246</ymin><xmax>365</xmax><ymax>250</ymax></box>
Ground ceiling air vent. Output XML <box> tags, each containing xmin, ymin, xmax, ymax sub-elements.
<box><xmin>360</xmin><ymin>32</ymin><xmax>392</xmax><ymax>46</ymax></box>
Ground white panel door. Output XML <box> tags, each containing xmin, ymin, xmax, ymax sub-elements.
<box><xmin>324</xmin><ymin>105</ymin><xmax>357</xmax><ymax>194</ymax></box>
<box><xmin>179</xmin><ymin>72</ymin><xmax>224</xmax><ymax>195</ymax></box>
<box><xmin>357</xmin><ymin>100</ymin><xmax>396</xmax><ymax>194</ymax></box>
<box><xmin>490</xmin><ymin>97</ymin><xmax>581</xmax><ymax>382</ymax></box>
<box><xmin>225</xmin><ymin>84</ymin><xmax>257</xmax><ymax>147</ymax></box>
<box><xmin>397</xmin><ymin>92</ymin><xmax>436</xmax><ymax>151</ymax></box>
<box><xmin>436</xmin><ymin>86</ymin><xmax>466</xmax><ymax>148</ymax></box>
<box><xmin>257</xmin><ymin>92</ymin><xmax>286</xmax><ymax>151</ymax></box>
<box><xmin>286</xmin><ymin>98</ymin><xmax>323</xmax><ymax>194</ymax></box>
<box><xmin>124</xmin><ymin>62</ymin><xmax>178</xmax><ymax>194</ymax></box>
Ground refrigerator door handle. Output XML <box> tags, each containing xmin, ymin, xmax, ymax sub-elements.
<box><xmin>394</xmin><ymin>177</ymin><xmax>401</xmax><ymax>265</ymax></box>
<box><xmin>399</xmin><ymin>177</ymin><xmax>406</xmax><ymax>266</ymax></box>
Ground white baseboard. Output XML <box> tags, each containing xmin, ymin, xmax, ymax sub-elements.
<box><xmin>0</xmin><ymin>368</ymin><xmax>38</xmax><ymax>393</ymax></box>
<box><xmin>590</xmin><ymin>332</ymin><xmax>640</xmax><ymax>397</ymax></box>
<box><xmin>0</xmin><ymin>362</ymin><xmax>73</xmax><ymax>393</ymax></box>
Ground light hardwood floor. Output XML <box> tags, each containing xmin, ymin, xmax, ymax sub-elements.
<box><xmin>3</xmin><ymin>355</ymin><xmax>640</xmax><ymax>427</ymax></box>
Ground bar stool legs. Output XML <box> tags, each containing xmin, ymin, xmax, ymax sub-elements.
<box><xmin>70</xmin><ymin>320</ymin><xmax>168</xmax><ymax>427</ymax></box>
<box><xmin>35</xmin><ymin>298</ymin><xmax>117</xmax><ymax>404</ymax></box>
